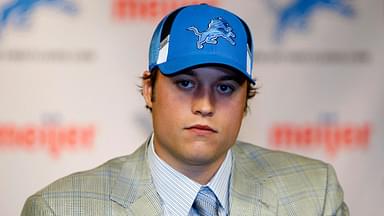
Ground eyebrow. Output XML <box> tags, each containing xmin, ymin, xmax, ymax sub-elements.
<box><xmin>219</xmin><ymin>75</ymin><xmax>246</xmax><ymax>85</ymax></box>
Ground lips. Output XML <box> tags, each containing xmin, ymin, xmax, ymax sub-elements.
<box><xmin>185</xmin><ymin>124</ymin><xmax>218</xmax><ymax>134</ymax></box>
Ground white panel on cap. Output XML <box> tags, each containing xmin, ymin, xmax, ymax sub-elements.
<box><xmin>157</xmin><ymin>35</ymin><xmax>170</xmax><ymax>64</ymax></box>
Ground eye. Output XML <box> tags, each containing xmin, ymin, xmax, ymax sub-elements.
<box><xmin>216</xmin><ymin>83</ymin><xmax>235</xmax><ymax>94</ymax></box>
<box><xmin>176</xmin><ymin>80</ymin><xmax>194</xmax><ymax>89</ymax></box>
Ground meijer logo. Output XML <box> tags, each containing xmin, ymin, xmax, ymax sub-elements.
<box><xmin>113</xmin><ymin>0</ymin><xmax>219</xmax><ymax>21</ymax></box>
<box><xmin>269</xmin><ymin>121</ymin><xmax>371</xmax><ymax>156</ymax></box>
<box><xmin>0</xmin><ymin>121</ymin><xmax>95</xmax><ymax>158</ymax></box>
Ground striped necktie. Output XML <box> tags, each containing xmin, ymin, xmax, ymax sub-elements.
<box><xmin>192</xmin><ymin>186</ymin><xmax>219</xmax><ymax>216</ymax></box>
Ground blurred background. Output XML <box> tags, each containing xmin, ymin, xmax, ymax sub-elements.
<box><xmin>0</xmin><ymin>0</ymin><xmax>383</xmax><ymax>215</ymax></box>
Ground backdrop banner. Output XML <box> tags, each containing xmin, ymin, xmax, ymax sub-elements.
<box><xmin>0</xmin><ymin>0</ymin><xmax>383</xmax><ymax>215</ymax></box>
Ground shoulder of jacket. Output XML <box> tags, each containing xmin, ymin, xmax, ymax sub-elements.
<box><xmin>234</xmin><ymin>140</ymin><xmax>329</xmax><ymax>173</ymax></box>
<box><xmin>34</xmin><ymin>144</ymin><xmax>147</xmax><ymax>196</ymax></box>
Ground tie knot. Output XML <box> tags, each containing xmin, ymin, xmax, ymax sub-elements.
<box><xmin>192</xmin><ymin>186</ymin><xmax>219</xmax><ymax>216</ymax></box>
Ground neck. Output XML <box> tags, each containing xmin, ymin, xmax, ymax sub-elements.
<box><xmin>151</xmin><ymin>135</ymin><xmax>229</xmax><ymax>185</ymax></box>
<box><xmin>176</xmin><ymin>158</ymin><xmax>226</xmax><ymax>185</ymax></box>
<box><xmin>154</xmin><ymin>147</ymin><xmax>227</xmax><ymax>184</ymax></box>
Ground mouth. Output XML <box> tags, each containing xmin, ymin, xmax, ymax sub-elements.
<box><xmin>184</xmin><ymin>124</ymin><xmax>218</xmax><ymax>135</ymax></box>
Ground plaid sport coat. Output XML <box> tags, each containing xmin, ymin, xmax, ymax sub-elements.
<box><xmin>21</xmin><ymin>139</ymin><xmax>349</xmax><ymax>216</ymax></box>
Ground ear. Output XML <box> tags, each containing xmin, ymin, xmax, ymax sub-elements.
<box><xmin>142</xmin><ymin>70</ymin><xmax>153</xmax><ymax>109</ymax></box>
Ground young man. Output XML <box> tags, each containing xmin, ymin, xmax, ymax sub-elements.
<box><xmin>22</xmin><ymin>4</ymin><xmax>349</xmax><ymax>215</ymax></box>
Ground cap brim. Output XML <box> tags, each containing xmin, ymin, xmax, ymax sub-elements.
<box><xmin>158</xmin><ymin>54</ymin><xmax>255</xmax><ymax>84</ymax></box>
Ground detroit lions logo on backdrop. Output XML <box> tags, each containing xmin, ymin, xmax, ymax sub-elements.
<box><xmin>187</xmin><ymin>17</ymin><xmax>236</xmax><ymax>49</ymax></box>
<box><xmin>0</xmin><ymin>0</ymin><xmax>77</xmax><ymax>35</ymax></box>
<box><xmin>265</xmin><ymin>0</ymin><xmax>355</xmax><ymax>42</ymax></box>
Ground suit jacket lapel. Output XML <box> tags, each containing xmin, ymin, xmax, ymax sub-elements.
<box><xmin>109</xmin><ymin>139</ymin><xmax>279</xmax><ymax>215</ymax></box>
<box><xmin>110</xmin><ymin>138</ymin><xmax>163</xmax><ymax>216</ymax></box>
<box><xmin>230</xmin><ymin>143</ymin><xmax>278</xmax><ymax>216</ymax></box>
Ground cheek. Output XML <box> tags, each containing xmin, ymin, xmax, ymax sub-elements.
<box><xmin>221</xmin><ymin>92</ymin><xmax>247</xmax><ymax>113</ymax></box>
<box><xmin>218</xmin><ymin>100</ymin><xmax>245</xmax><ymax>123</ymax></box>
<box><xmin>217</xmin><ymin>93</ymin><xmax>247</xmax><ymax>127</ymax></box>
<box><xmin>153</xmin><ymin>86</ymin><xmax>190</xmax><ymax>118</ymax></box>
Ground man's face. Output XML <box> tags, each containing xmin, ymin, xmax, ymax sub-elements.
<box><xmin>143</xmin><ymin>66</ymin><xmax>247</xmax><ymax>173</ymax></box>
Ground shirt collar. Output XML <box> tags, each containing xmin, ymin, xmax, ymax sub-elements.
<box><xmin>148</xmin><ymin>134</ymin><xmax>232</xmax><ymax>215</ymax></box>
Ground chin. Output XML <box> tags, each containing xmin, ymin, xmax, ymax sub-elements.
<box><xmin>183</xmin><ymin>152</ymin><xmax>222</xmax><ymax>166</ymax></box>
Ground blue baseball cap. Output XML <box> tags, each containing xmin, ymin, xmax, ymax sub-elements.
<box><xmin>148</xmin><ymin>4</ymin><xmax>255</xmax><ymax>84</ymax></box>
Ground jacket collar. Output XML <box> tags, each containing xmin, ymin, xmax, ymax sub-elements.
<box><xmin>110</xmin><ymin>137</ymin><xmax>163</xmax><ymax>215</ymax></box>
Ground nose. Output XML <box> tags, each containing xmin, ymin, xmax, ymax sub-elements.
<box><xmin>191</xmin><ymin>87</ymin><xmax>215</xmax><ymax>117</ymax></box>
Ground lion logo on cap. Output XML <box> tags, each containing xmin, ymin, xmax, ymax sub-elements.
<box><xmin>187</xmin><ymin>17</ymin><xmax>236</xmax><ymax>49</ymax></box>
